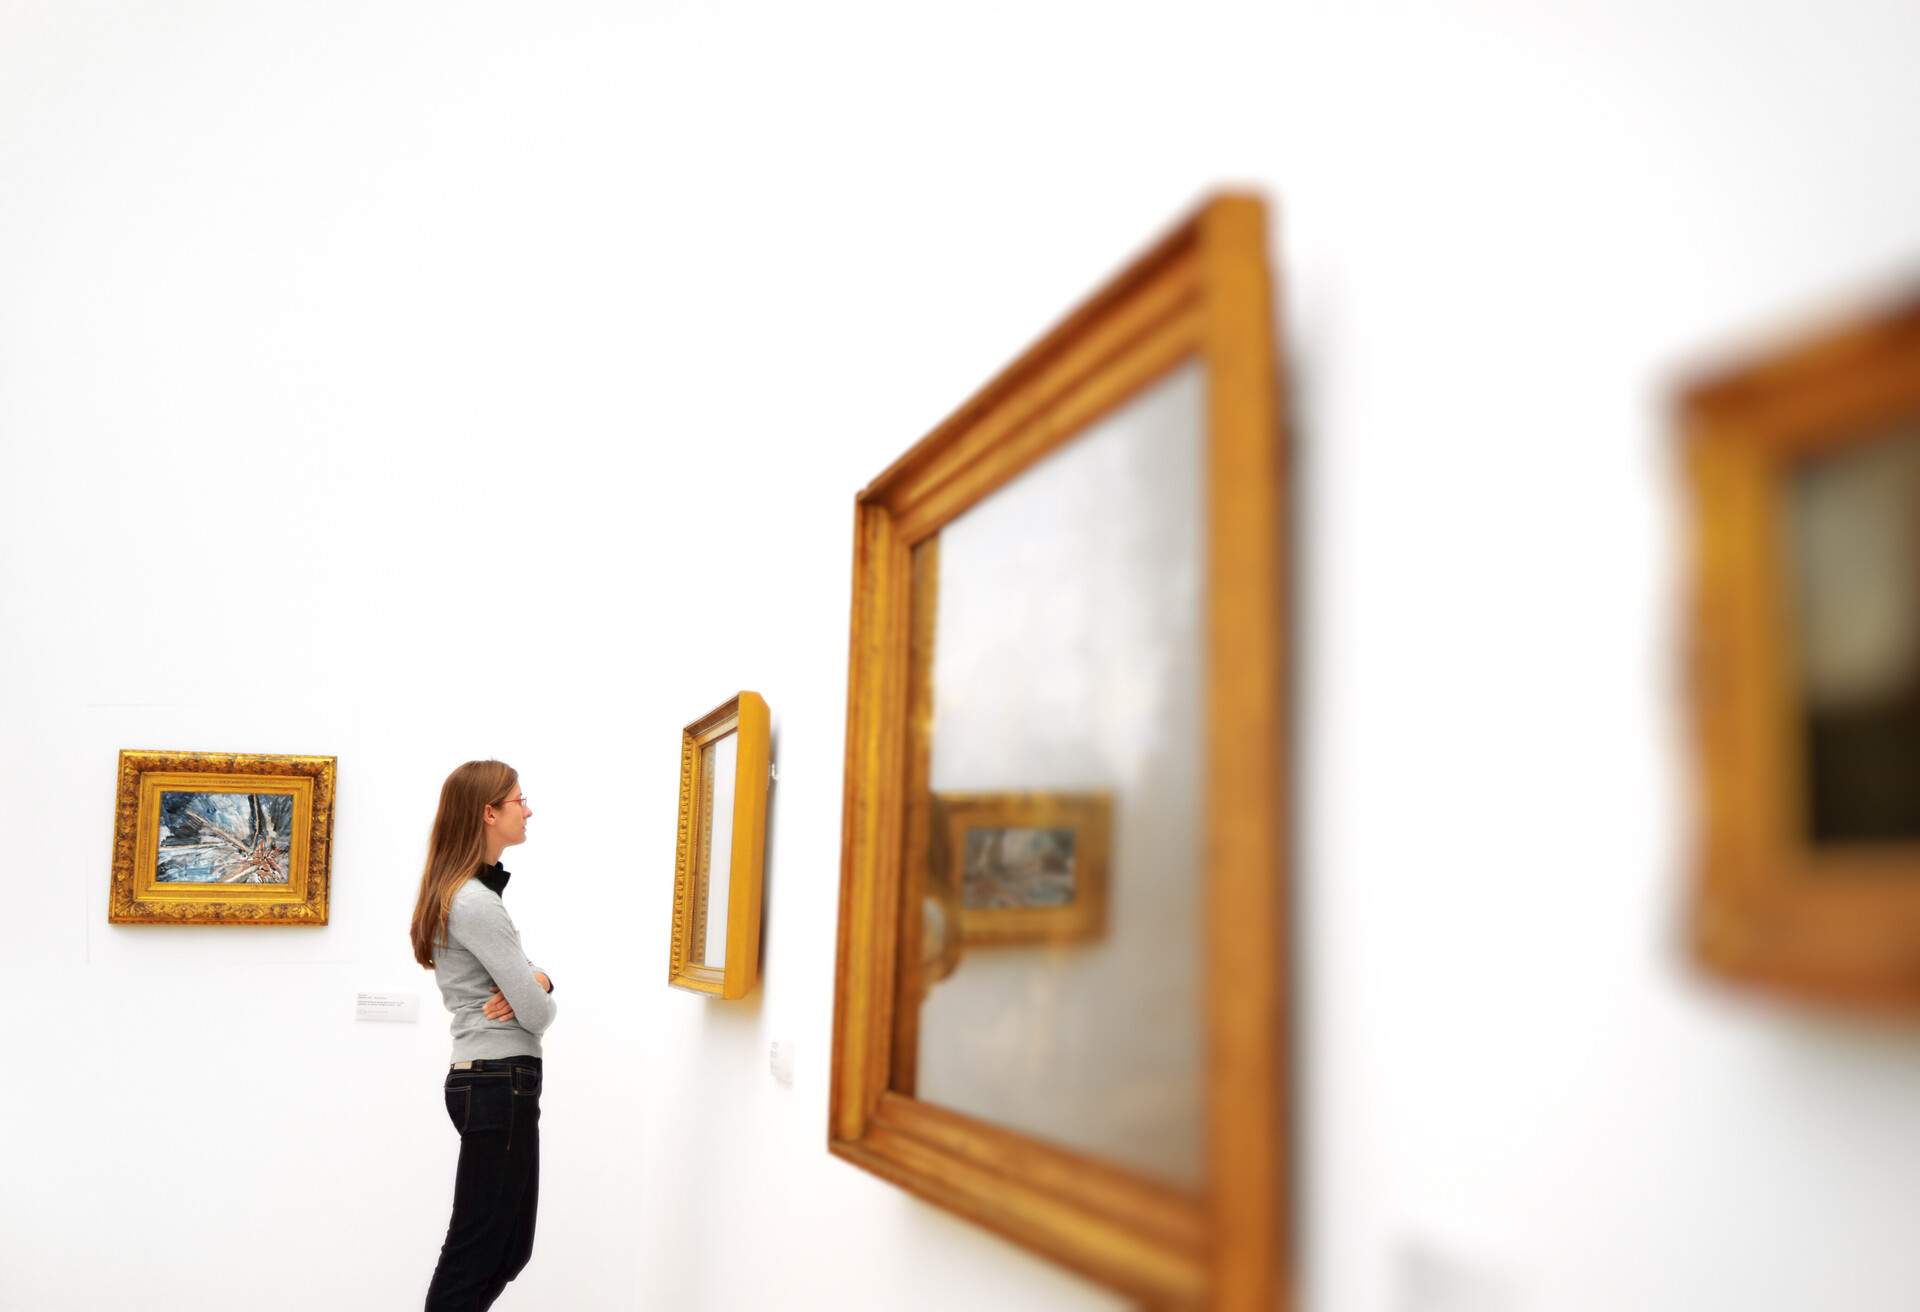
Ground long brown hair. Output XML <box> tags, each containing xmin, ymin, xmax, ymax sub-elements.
<box><xmin>410</xmin><ymin>759</ymin><xmax>518</xmax><ymax>968</ymax></box>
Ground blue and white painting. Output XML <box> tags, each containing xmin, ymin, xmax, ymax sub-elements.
<box><xmin>156</xmin><ymin>791</ymin><xmax>295</xmax><ymax>884</ymax></box>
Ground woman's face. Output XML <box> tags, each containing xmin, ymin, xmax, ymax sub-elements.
<box><xmin>486</xmin><ymin>786</ymin><xmax>533</xmax><ymax>848</ymax></box>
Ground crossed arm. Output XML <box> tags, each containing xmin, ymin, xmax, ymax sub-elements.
<box><xmin>483</xmin><ymin>968</ymin><xmax>552</xmax><ymax>1021</ymax></box>
<box><xmin>452</xmin><ymin>893</ymin><xmax>558</xmax><ymax>1034</ymax></box>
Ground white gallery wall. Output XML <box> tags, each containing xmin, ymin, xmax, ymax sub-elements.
<box><xmin>3</xmin><ymin>2</ymin><xmax>1919</xmax><ymax>1309</ymax></box>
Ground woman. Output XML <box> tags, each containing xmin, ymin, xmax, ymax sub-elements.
<box><xmin>410</xmin><ymin>760</ymin><xmax>557</xmax><ymax>1311</ymax></box>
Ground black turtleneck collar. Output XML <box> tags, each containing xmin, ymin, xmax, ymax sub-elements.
<box><xmin>476</xmin><ymin>861</ymin><xmax>511</xmax><ymax>896</ymax></box>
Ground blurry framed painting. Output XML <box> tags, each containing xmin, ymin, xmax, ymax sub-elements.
<box><xmin>932</xmin><ymin>792</ymin><xmax>1110</xmax><ymax>947</ymax></box>
<box><xmin>1683</xmin><ymin>292</ymin><xmax>1920</xmax><ymax>1008</ymax></box>
<box><xmin>828</xmin><ymin>194</ymin><xmax>1289</xmax><ymax>1307</ymax></box>
<box><xmin>109</xmin><ymin>750</ymin><xmax>336</xmax><ymax>924</ymax></box>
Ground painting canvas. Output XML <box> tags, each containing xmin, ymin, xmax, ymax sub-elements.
<box><xmin>1785</xmin><ymin>422</ymin><xmax>1920</xmax><ymax>845</ymax></box>
<box><xmin>156</xmin><ymin>791</ymin><xmax>296</xmax><ymax>884</ymax></box>
<box><xmin>961</xmin><ymin>825</ymin><xmax>1081</xmax><ymax>911</ymax></box>
<box><xmin>111</xmin><ymin>750</ymin><xmax>336</xmax><ymax>924</ymax></box>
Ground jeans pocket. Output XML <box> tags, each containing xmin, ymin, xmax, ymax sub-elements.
<box><xmin>511</xmin><ymin>1066</ymin><xmax>543</xmax><ymax>1097</ymax></box>
<box><xmin>460</xmin><ymin>1081</ymin><xmax>514</xmax><ymax>1140</ymax></box>
<box><xmin>443</xmin><ymin>1084</ymin><xmax>470</xmax><ymax>1134</ymax></box>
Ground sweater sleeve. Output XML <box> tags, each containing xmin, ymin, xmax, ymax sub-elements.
<box><xmin>449</xmin><ymin>895</ymin><xmax>558</xmax><ymax>1036</ymax></box>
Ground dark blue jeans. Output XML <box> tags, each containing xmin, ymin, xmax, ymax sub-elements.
<box><xmin>425</xmin><ymin>1056</ymin><xmax>542</xmax><ymax>1311</ymax></box>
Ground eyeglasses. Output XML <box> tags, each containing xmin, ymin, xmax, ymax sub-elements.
<box><xmin>491</xmin><ymin>795</ymin><xmax>529</xmax><ymax>810</ymax></box>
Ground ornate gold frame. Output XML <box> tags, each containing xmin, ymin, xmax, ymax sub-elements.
<box><xmin>1684</xmin><ymin>292</ymin><xmax>1920</xmax><ymax>1009</ymax></box>
<box><xmin>668</xmin><ymin>691</ymin><xmax>771</xmax><ymax>1000</ymax></box>
<box><xmin>109</xmin><ymin>750</ymin><xmax>336</xmax><ymax>925</ymax></box>
<box><xmin>828</xmin><ymin>194</ymin><xmax>1290</xmax><ymax>1308</ymax></box>
<box><xmin>931</xmin><ymin>791</ymin><xmax>1111</xmax><ymax>948</ymax></box>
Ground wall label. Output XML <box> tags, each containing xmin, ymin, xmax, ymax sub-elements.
<box><xmin>356</xmin><ymin>992</ymin><xmax>420</xmax><ymax>1023</ymax></box>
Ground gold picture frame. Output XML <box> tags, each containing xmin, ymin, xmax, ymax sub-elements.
<box><xmin>668</xmin><ymin>691</ymin><xmax>771</xmax><ymax>1000</ymax></box>
<box><xmin>109</xmin><ymin>750</ymin><xmax>337</xmax><ymax>925</ymax></box>
<box><xmin>932</xmin><ymin>792</ymin><xmax>1111</xmax><ymax>948</ymax></box>
<box><xmin>828</xmin><ymin>194</ymin><xmax>1290</xmax><ymax>1308</ymax></box>
<box><xmin>1684</xmin><ymin>292</ymin><xmax>1920</xmax><ymax>1009</ymax></box>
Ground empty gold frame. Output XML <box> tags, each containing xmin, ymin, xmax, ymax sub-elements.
<box><xmin>828</xmin><ymin>195</ymin><xmax>1290</xmax><ymax>1307</ymax></box>
<box><xmin>109</xmin><ymin>750</ymin><xmax>337</xmax><ymax>925</ymax></box>
<box><xmin>1685</xmin><ymin>293</ymin><xmax>1920</xmax><ymax>1009</ymax></box>
<box><xmin>669</xmin><ymin>692</ymin><xmax>771</xmax><ymax>1000</ymax></box>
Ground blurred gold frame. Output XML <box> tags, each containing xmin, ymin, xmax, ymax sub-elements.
<box><xmin>668</xmin><ymin>691</ymin><xmax>771</xmax><ymax>1000</ymax></box>
<box><xmin>109</xmin><ymin>750</ymin><xmax>335</xmax><ymax>925</ymax></box>
<box><xmin>828</xmin><ymin>194</ymin><xmax>1290</xmax><ymax>1309</ymax></box>
<box><xmin>1684</xmin><ymin>293</ymin><xmax>1920</xmax><ymax>1010</ymax></box>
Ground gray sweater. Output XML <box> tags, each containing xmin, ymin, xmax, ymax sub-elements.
<box><xmin>435</xmin><ymin>872</ymin><xmax>557</xmax><ymax>1061</ymax></box>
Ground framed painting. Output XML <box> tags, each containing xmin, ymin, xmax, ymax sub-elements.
<box><xmin>109</xmin><ymin>750</ymin><xmax>336</xmax><ymax>925</ymax></box>
<box><xmin>668</xmin><ymin>692</ymin><xmax>772</xmax><ymax>1000</ymax></box>
<box><xmin>1683</xmin><ymin>291</ymin><xmax>1920</xmax><ymax>1008</ymax></box>
<box><xmin>932</xmin><ymin>792</ymin><xmax>1111</xmax><ymax>948</ymax></box>
<box><xmin>828</xmin><ymin>194</ymin><xmax>1289</xmax><ymax>1308</ymax></box>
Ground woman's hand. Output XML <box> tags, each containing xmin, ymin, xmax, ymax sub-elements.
<box><xmin>483</xmin><ymin>987</ymin><xmax>516</xmax><ymax>1021</ymax></box>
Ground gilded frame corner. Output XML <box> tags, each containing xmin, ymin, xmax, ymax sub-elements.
<box><xmin>668</xmin><ymin>691</ymin><xmax>772</xmax><ymax>1000</ymax></box>
<box><xmin>108</xmin><ymin>749</ymin><xmax>336</xmax><ymax>926</ymax></box>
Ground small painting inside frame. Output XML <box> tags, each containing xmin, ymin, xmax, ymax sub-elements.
<box><xmin>932</xmin><ymin>792</ymin><xmax>1111</xmax><ymax>947</ymax></box>
<box><xmin>110</xmin><ymin>750</ymin><xmax>336</xmax><ymax>925</ymax></box>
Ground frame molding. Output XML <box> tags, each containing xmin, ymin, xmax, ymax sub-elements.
<box><xmin>1683</xmin><ymin>292</ymin><xmax>1920</xmax><ymax>1009</ymax></box>
<box><xmin>829</xmin><ymin>194</ymin><xmax>1289</xmax><ymax>1307</ymax></box>
<box><xmin>668</xmin><ymin>691</ymin><xmax>772</xmax><ymax>1000</ymax></box>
